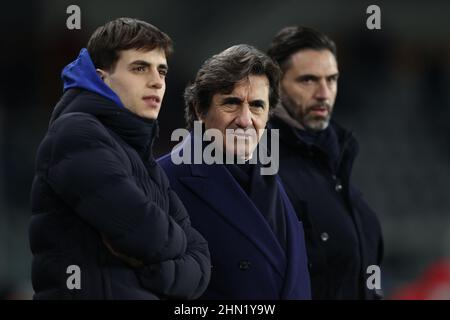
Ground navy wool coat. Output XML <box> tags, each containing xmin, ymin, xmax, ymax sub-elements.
<box><xmin>158</xmin><ymin>134</ymin><xmax>311</xmax><ymax>299</ymax></box>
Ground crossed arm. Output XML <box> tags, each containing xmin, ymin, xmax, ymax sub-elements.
<box><xmin>46</xmin><ymin>115</ymin><xmax>210</xmax><ymax>299</ymax></box>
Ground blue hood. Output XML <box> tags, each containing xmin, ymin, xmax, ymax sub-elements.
<box><xmin>61</xmin><ymin>48</ymin><xmax>124</xmax><ymax>108</ymax></box>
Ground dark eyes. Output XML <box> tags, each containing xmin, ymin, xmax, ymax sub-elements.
<box><xmin>250</xmin><ymin>103</ymin><xmax>265</xmax><ymax>110</ymax></box>
<box><xmin>328</xmin><ymin>75</ymin><xmax>338</xmax><ymax>83</ymax></box>
<box><xmin>132</xmin><ymin>66</ymin><xmax>167</xmax><ymax>77</ymax></box>
<box><xmin>133</xmin><ymin>66</ymin><xmax>147</xmax><ymax>73</ymax></box>
<box><xmin>299</xmin><ymin>77</ymin><xmax>316</xmax><ymax>84</ymax></box>
<box><xmin>298</xmin><ymin>76</ymin><xmax>338</xmax><ymax>84</ymax></box>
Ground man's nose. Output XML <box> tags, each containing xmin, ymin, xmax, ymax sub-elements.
<box><xmin>235</xmin><ymin>105</ymin><xmax>252</xmax><ymax>128</ymax></box>
<box><xmin>314</xmin><ymin>79</ymin><xmax>331</xmax><ymax>101</ymax></box>
<box><xmin>146</xmin><ymin>69</ymin><xmax>164</xmax><ymax>89</ymax></box>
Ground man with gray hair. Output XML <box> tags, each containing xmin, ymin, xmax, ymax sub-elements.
<box><xmin>159</xmin><ymin>44</ymin><xmax>311</xmax><ymax>299</ymax></box>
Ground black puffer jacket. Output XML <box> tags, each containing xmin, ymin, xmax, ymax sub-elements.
<box><xmin>29</xmin><ymin>88</ymin><xmax>211</xmax><ymax>299</ymax></box>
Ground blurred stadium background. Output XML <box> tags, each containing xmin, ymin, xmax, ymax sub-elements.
<box><xmin>1</xmin><ymin>0</ymin><xmax>450</xmax><ymax>299</ymax></box>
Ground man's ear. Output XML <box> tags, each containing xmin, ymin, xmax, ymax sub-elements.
<box><xmin>96</xmin><ymin>68</ymin><xmax>107</xmax><ymax>81</ymax></box>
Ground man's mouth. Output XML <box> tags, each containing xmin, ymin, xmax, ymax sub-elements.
<box><xmin>308</xmin><ymin>105</ymin><xmax>329</xmax><ymax>117</ymax></box>
<box><xmin>230</xmin><ymin>129</ymin><xmax>257</xmax><ymax>139</ymax></box>
<box><xmin>233</xmin><ymin>133</ymin><xmax>252</xmax><ymax>138</ymax></box>
<box><xmin>142</xmin><ymin>95</ymin><xmax>161</xmax><ymax>108</ymax></box>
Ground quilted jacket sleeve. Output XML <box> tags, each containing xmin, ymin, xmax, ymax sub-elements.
<box><xmin>136</xmin><ymin>189</ymin><xmax>211</xmax><ymax>299</ymax></box>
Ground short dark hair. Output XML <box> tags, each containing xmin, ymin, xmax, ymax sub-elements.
<box><xmin>267</xmin><ymin>26</ymin><xmax>337</xmax><ymax>72</ymax></box>
<box><xmin>184</xmin><ymin>44</ymin><xmax>281</xmax><ymax>129</ymax></box>
<box><xmin>87</xmin><ymin>17</ymin><xmax>173</xmax><ymax>71</ymax></box>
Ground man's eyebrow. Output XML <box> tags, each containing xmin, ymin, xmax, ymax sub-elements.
<box><xmin>296</xmin><ymin>73</ymin><xmax>339</xmax><ymax>81</ymax></box>
<box><xmin>221</xmin><ymin>97</ymin><xmax>243</xmax><ymax>105</ymax></box>
<box><xmin>129</xmin><ymin>60</ymin><xmax>150</xmax><ymax>67</ymax></box>
<box><xmin>158</xmin><ymin>63</ymin><xmax>168</xmax><ymax>71</ymax></box>
<box><xmin>129</xmin><ymin>60</ymin><xmax>168</xmax><ymax>71</ymax></box>
<box><xmin>328</xmin><ymin>72</ymin><xmax>339</xmax><ymax>78</ymax></box>
<box><xmin>296</xmin><ymin>74</ymin><xmax>319</xmax><ymax>81</ymax></box>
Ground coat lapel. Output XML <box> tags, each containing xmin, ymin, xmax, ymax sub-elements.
<box><xmin>179</xmin><ymin>165</ymin><xmax>286</xmax><ymax>278</ymax></box>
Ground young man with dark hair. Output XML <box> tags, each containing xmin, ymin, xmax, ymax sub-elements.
<box><xmin>159</xmin><ymin>44</ymin><xmax>311</xmax><ymax>299</ymax></box>
<box><xmin>267</xmin><ymin>26</ymin><xmax>383</xmax><ymax>299</ymax></box>
<box><xmin>29</xmin><ymin>17</ymin><xmax>210</xmax><ymax>300</ymax></box>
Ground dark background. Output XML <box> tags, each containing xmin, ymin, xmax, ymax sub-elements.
<box><xmin>1</xmin><ymin>0</ymin><xmax>449</xmax><ymax>299</ymax></box>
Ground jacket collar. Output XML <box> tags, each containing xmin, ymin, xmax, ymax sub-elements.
<box><xmin>51</xmin><ymin>89</ymin><xmax>159</xmax><ymax>161</ymax></box>
<box><xmin>270</xmin><ymin>103</ymin><xmax>359</xmax><ymax>176</ymax></box>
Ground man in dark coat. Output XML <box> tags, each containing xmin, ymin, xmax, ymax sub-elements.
<box><xmin>29</xmin><ymin>18</ymin><xmax>210</xmax><ymax>300</ymax></box>
<box><xmin>158</xmin><ymin>45</ymin><xmax>311</xmax><ymax>299</ymax></box>
<box><xmin>267</xmin><ymin>26</ymin><xmax>383</xmax><ymax>299</ymax></box>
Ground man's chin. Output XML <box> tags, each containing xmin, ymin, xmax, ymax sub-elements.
<box><xmin>224</xmin><ymin>146</ymin><xmax>256</xmax><ymax>163</ymax></box>
<box><xmin>235</xmin><ymin>153</ymin><xmax>252</xmax><ymax>163</ymax></box>
<box><xmin>140</xmin><ymin>111</ymin><xmax>159</xmax><ymax>120</ymax></box>
<box><xmin>304</xmin><ymin>118</ymin><xmax>330</xmax><ymax>131</ymax></box>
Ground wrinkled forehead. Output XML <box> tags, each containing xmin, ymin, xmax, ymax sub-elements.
<box><xmin>217</xmin><ymin>75</ymin><xmax>269</xmax><ymax>98</ymax></box>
